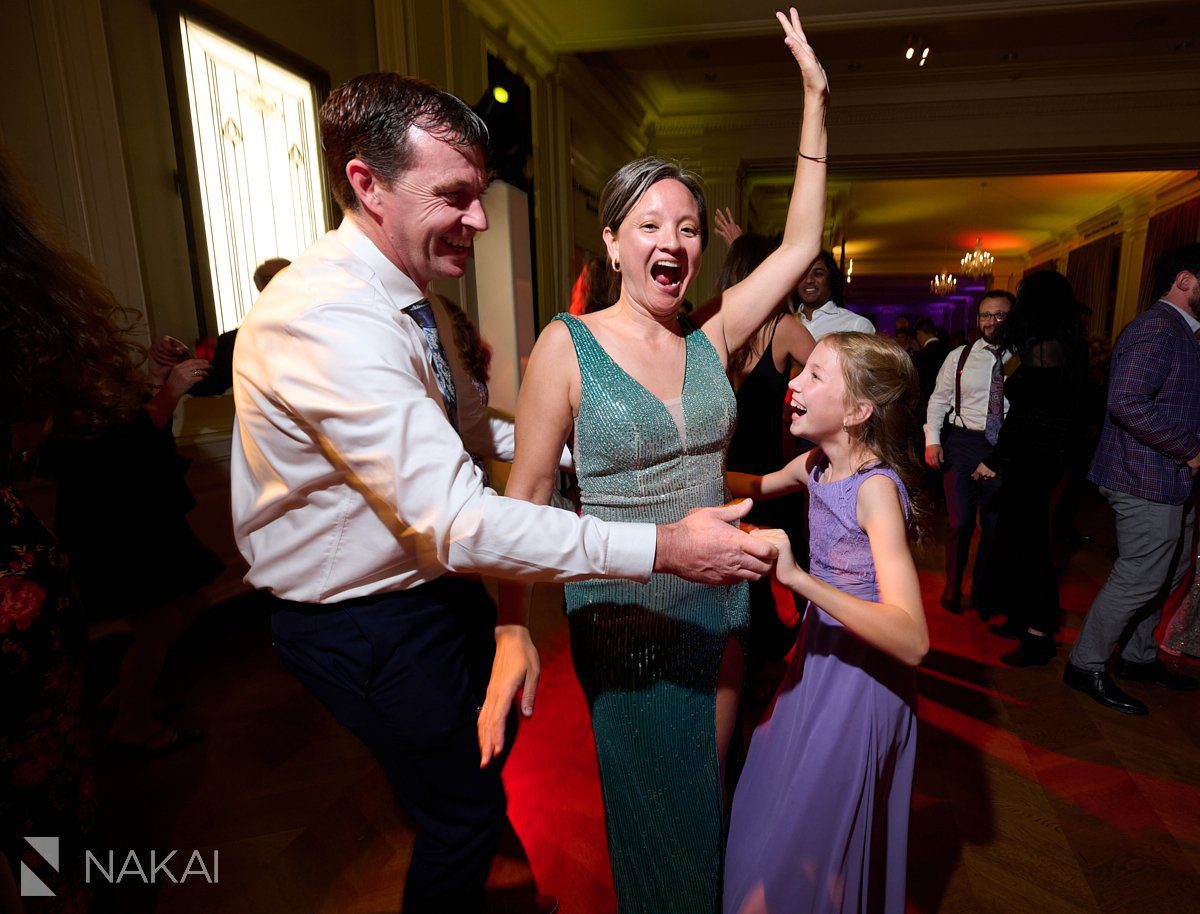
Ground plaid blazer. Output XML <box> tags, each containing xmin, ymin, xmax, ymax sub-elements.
<box><xmin>1088</xmin><ymin>301</ymin><xmax>1200</xmax><ymax>505</ymax></box>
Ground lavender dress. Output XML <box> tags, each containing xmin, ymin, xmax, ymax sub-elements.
<box><xmin>724</xmin><ymin>465</ymin><xmax>917</xmax><ymax>914</ymax></box>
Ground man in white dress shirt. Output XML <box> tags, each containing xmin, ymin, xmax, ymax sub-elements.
<box><xmin>230</xmin><ymin>74</ymin><xmax>772</xmax><ymax>912</ymax></box>
<box><xmin>924</xmin><ymin>290</ymin><xmax>1014</xmax><ymax>617</ymax></box>
<box><xmin>795</xmin><ymin>250</ymin><xmax>874</xmax><ymax>339</ymax></box>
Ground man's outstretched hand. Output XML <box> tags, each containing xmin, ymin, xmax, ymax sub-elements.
<box><xmin>655</xmin><ymin>499</ymin><xmax>777</xmax><ymax>584</ymax></box>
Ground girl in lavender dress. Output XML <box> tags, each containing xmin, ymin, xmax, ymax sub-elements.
<box><xmin>724</xmin><ymin>332</ymin><xmax>929</xmax><ymax>914</ymax></box>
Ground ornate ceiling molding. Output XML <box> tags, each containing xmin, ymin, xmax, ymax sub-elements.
<box><xmin>461</xmin><ymin>0</ymin><xmax>557</xmax><ymax>76</ymax></box>
<box><xmin>515</xmin><ymin>0</ymin><xmax>1170</xmax><ymax>52</ymax></box>
<box><xmin>653</xmin><ymin>86</ymin><xmax>1196</xmax><ymax>140</ymax></box>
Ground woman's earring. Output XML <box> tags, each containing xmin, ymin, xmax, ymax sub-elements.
<box><xmin>612</xmin><ymin>259</ymin><xmax>621</xmax><ymax>273</ymax></box>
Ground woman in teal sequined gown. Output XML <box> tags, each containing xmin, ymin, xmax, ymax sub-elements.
<box><xmin>489</xmin><ymin>12</ymin><xmax>830</xmax><ymax>911</ymax></box>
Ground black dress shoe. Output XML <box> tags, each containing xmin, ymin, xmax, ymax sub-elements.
<box><xmin>1001</xmin><ymin>634</ymin><xmax>1056</xmax><ymax>667</ymax></box>
<box><xmin>1063</xmin><ymin>664</ymin><xmax>1148</xmax><ymax>715</ymax></box>
<box><xmin>940</xmin><ymin>596</ymin><xmax>963</xmax><ymax>614</ymax></box>
<box><xmin>1114</xmin><ymin>658</ymin><xmax>1200</xmax><ymax>691</ymax></box>
<box><xmin>989</xmin><ymin>619</ymin><xmax>1022</xmax><ymax>638</ymax></box>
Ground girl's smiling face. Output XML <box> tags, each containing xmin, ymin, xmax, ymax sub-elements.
<box><xmin>603</xmin><ymin>178</ymin><xmax>702</xmax><ymax>319</ymax></box>
<box><xmin>788</xmin><ymin>339</ymin><xmax>854</xmax><ymax>441</ymax></box>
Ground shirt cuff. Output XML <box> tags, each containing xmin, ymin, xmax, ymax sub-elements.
<box><xmin>925</xmin><ymin>423</ymin><xmax>941</xmax><ymax>447</ymax></box>
<box><xmin>604</xmin><ymin>522</ymin><xmax>657</xmax><ymax>582</ymax></box>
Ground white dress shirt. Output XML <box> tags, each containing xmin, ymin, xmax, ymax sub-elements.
<box><xmin>799</xmin><ymin>300</ymin><xmax>876</xmax><ymax>340</ymax></box>
<box><xmin>231</xmin><ymin>217</ymin><xmax>654</xmax><ymax>603</ymax></box>
<box><xmin>924</xmin><ymin>338</ymin><xmax>1012</xmax><ymax>446</ymax></box>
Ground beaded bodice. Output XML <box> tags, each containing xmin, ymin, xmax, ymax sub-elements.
<box><xmin>554</xmin><ymin>312</ymin><xmax>737</xmax><ymax>527</ymax></box>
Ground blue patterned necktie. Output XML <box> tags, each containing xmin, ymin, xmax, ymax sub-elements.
<box><xmin>984</xmin><ymin>345</ymin><xmax>1004</xmax><ymax>445</ymax></box>
<box><xmin>404</xmin><ymin>298</ymin><xmax>458</xmax><ymax>431</ymax></box>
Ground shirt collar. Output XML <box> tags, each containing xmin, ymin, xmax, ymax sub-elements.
<box><xmin>816</xmin><ymin>300</ymin><xmax>840</xmax><ymax>314</ymax></box>
<box><xmin>1160</xmin><ymin>299</ymin><xmax>1200</xmax><ymax>334</ymax></box>
<box><xmin>335</xmin><ymin>215</ymin><xmax>425</xmax><ymax>309</ymax></box>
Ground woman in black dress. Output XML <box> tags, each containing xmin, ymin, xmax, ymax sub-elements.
<box><xmin>721</xmin><ymin>231</ymin><xmax>816</xmax><ymax>661</ymax></box>
<box><xmin>980</xmin><ymin>271</ymin><xmax>1088</xmax><ymax>665</ymax></box>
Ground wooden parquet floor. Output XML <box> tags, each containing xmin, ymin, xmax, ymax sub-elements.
<box><xmin>91</xmin><ymin>493</ymin><xmax>1200</xmax><ymax>914</ymax></box>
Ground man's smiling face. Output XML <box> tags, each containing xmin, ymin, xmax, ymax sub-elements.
<box><xmin>371</xmin><ymin>127</ymin><xmax>489</xmax><ymax>289</ymax></box>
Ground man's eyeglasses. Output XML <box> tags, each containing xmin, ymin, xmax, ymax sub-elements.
<box><xmin>979</xmin><ymin>312</ymin><xmax>1008</xmax><ymax>323</ymax></box>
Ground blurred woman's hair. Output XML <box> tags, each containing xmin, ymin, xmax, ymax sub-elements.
<box><xmin>0</xmin><ymin>151</ymin><xmax>145</xmax><ymax>436</ymax></box>
<box><xmin>435</xmin><ymin>294</ymin><xmax>492</xmax><ymax>388</ymax></box>
<box><xmin>1002</xmin><ymin>271</ymin><xmax>1081</xmax><ymax>351</ymax></box>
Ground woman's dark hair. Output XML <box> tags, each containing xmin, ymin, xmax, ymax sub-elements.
<box><xmin>824</xmin><ymin>331</ymin><xmax>929</xmax><ymax>540</ymax></box>
<box><xmin>718</xmin><ymin>233</ymin><xmax>784</xmax><ymax>375</ymax></box>
<box><xmin>320</xmin><ymin>73</ymin><xmax>489</xmax><ymax>212</ymax></box>
<box><xmin>599</xmin><ymin>156</ymin><xmax>708</xmax><ymax>254</ymax></box>
<box><xmin>1003</xmin><ymin>271</ymin><xmax>1081</xmax><ymax>351</ymax></box>
<box><xmin>584</xmin><ymin>254</ymin><xmax>617</xmax><ymax>313</ymax></box>
<box><xmin>0</xmin><ymin>151</ymin><xmax>145</xmax><ymax>436</ymax></box>
<box><xmin>436</xmin><ymin>294</ymin><xmax>491</xmax><ymax>387</ymax></box>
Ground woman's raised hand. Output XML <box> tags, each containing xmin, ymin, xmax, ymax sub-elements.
<box><xmin>776</xmin><ymin>7</ymin><xmax>828</xmax><ymax>104</ymax></box>
<box><xmin>713</xmin><ymin>207</ymin><xmax>743</xmax><ymax>246</ymax></box>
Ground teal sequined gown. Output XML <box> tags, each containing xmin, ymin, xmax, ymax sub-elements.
<box><xmin>555</xmin><ymin>313</ymin><xmax>749</xmax><ymax>914</ymax></box>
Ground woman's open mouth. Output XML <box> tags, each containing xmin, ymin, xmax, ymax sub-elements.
<box><xmin>650</xmin><ymin>259</ymin><xmax>683</xmax><ymax>293</ymax></box>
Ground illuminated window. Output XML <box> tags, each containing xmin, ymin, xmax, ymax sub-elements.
<box><xmin>178</xmin><ymin>14</ymin><xmax>327</xmax><ymax>333</ymax></box>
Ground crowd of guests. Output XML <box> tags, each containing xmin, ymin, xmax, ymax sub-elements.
<box><xmin>901</xmin><ymin>251</ymin><xmax>1200</xmax><ymax>715</ymax></box>
<box><xmin>2</xmin><ymin>8</ymin><xmax>1199</xmax><ymax>914</ymax></box>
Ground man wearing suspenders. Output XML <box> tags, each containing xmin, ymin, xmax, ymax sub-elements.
<box><xmin>924</xmin><ymin>290</ymin><xmax>1014</xmax><ymax>616</ymax></box>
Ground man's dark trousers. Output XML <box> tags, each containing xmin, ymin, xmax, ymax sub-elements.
<box><xmin>942</xmin><ymin>426</ymin><xmax>1002</xmax><ymax>610</ymax></box>
<box><xmin>270</xmin><ymin>577</ymin><xmax>514</xmax><ymax>912</ymax></box>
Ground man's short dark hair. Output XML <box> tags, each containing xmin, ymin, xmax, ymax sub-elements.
<box><xmin>319</xmin><ymin>74</ymin><xmax>489</xmax><ymax>211</ymax></box>
<box><xmin>914</xmin><ymin>318</ymin><xmax>936</xmax><ymax>336</ymax></box>
<box><xmin>1152</xmin><ymin>243</ymin><xmax>1200</xmax><ymax>303</ymax></box>
<box><xmin>818</xmin><ymin>250</ymin><xmax>846</xmax><ymax>306</ymax></box>
<box><xmin>977</xmin><ymin>289</ymin><xmax>1016</xmax><ymax>311</ymax></box>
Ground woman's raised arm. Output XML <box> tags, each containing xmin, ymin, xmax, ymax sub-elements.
<box><xmin>705</xmin><ymin>8</ymin><xmax>829</xmax><ymax>361</ymax></box>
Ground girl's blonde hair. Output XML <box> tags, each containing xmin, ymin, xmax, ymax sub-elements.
<box><xmin>822</xmin><ymin>331</ymin><xmax>928</xmax><ymax>539</ymax></box>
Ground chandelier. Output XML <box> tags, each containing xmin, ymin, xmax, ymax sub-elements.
<box><xmin>960</xmin><ymin>237</ymin><xmax>994</xmax><ymax>277</ymax></box>
<box><xmin>930</xmin><ymin>272</ymin><xmax>957</xmax><ymax>296</ymax></box>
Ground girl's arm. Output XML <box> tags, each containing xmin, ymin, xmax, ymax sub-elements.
<box><xmin>726</xmin><ymin>448</ymin><xmax>816</xmax><ymax>500</ymax></box>
<box><xmin>755</xmin><ymin>474</ymin><xmax>927</xmax><ymax>665</ymax></box>
<box><xmin>479</xmin><ymin>322</ymin><xmax>578</xmax><ymax>768</ymax></box>
<box><xmin>703</xmin><ymin>9</ymin><xmax>828</xmax><ymax>362</ymax></box>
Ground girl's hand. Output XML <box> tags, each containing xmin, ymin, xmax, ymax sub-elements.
<box><xmin>776</xmin><ymin>7</ymin><xmax>829</xmax><ymax>104</ymax></box>
<box><xmin>752</xmin><ymin>527</ymin><xmax>800</xmax><ymax>586</ymax></box>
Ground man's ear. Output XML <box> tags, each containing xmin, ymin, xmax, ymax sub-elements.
<box><xmin>346</xmin><ymin>159</ymin><xmax>384</xmax><ymax>217</ymax></box>
<box><xmin>1177</xmin><ymin>270</ymin><xmax>1198</xmax><ymax>294</ymax></box>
